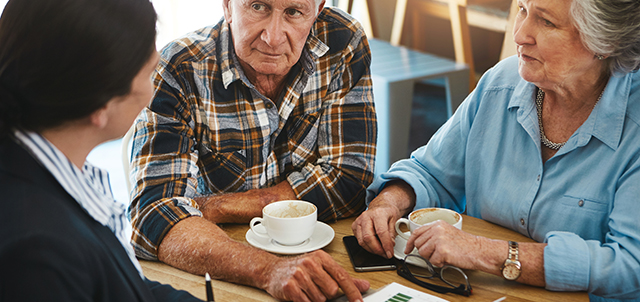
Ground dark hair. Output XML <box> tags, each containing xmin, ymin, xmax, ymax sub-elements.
<box><xmin>0</xmin><ymin>0</ymin><xmax>157</xmax><ymax>137</ymax></box>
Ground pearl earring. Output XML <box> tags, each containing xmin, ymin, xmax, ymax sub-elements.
<box><xmin>596</xmin><ymin>54</ymin><xmax>605</xmax><ymax>60</ymax></box>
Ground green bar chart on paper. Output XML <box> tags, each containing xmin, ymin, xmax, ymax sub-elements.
<box><xmin>362</xmin><ymin>282</ymin><xmax>449</xmax><ymax>302</ymax></box>
<box><xmin>387</xmin><ymin>293</ymin><xmax>412</xmax><ymax>302</ymax></box>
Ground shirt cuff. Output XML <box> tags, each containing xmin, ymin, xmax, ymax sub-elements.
<box><xmin>131</xmin><ymin>197</ymin><xmax>202</xmax><ymax>260</ymax></box>
<box><xmin>365</xmin><ymin>170</ymin><xmax>433</xmax><ymax>209</ymax></box>
<box><xmin>544</xmin><ymin>231</ymin><xmax>590</xmax><ymax>292</ymax></box>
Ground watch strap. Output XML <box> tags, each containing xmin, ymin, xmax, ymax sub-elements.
<box><xmin>508</xmin><ymin>241</ymin><xmax>519</xmax><ymax>261</ymax></box>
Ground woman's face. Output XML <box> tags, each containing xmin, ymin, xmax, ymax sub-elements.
<box><xmin>106</xmin><ymin>51</ymin><xmax>160</xmax><ymax>138</ymax></box>
<box><xmin>514</xmin><ymin>0</ymin><xmax>602</xmax><ymax>90</ymax></box>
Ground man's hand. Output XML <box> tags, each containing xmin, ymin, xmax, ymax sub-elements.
<box><xmin>262</xmin><ymin>250</ymin><xmax>370</xmax><ymax>302</ymax></box>
<box><xmin>159</xmin><ymin>217</ymin><xmax>368</xmax><ymax>302</ymax></box>
<box><xmin>351</xmin><ymin>180</ymin><xmax>416</xmax><ymax>259</ymax></box>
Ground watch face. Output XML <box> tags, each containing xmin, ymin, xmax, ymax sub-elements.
<box><xmin>502</xmin><ymin>263</ymin><xmax>521</xmax><ymax>280</ymax></box>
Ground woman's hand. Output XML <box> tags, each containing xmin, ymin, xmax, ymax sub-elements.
<box><xmin>404</xmin><ymin>220</ymin><xmax>496</xmax><ymax>271</ymax></box>
<box><xmin>352</xmin><ymin>180</ymin><xmax>417</xmax><ymax>259</ymax></box>
<box><xmin>405</xmin><ymin>220</ymin><xmax>547</xmax><ymax>287</ymax></box>
<box><xmin>352</xmin><ymin>202</ymin><xmax>402</xmax><ymax>259</ymax></box>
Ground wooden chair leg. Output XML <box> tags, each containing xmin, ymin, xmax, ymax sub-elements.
<box><xmin>390</xmin><ymin>0</ymin><xmax>409</xmax><ymax>46</ymax></box>
<box><xmin>449</xmin><ymin>1</ymin><xmax>475</xmax><ymax>91</ymax></box>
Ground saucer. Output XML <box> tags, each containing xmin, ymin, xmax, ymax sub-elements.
<box><xmin>246</xmin><ymin>221</ymin><xmax>335</xmax><ymax>255</ymax></box>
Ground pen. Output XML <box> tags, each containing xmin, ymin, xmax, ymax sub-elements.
<box><xmin>205</xmin><ymin>273</ymin><xmax>214</xmax><ymax>302</ymax></box>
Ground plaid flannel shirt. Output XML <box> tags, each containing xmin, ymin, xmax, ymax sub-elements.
<box><xmin>129</xmin><ymin>8</ymin><xmax>377</xmax><ymax>260</ymax></box>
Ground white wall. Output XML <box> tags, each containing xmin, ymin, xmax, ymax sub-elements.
<box><xmin>151</xmin><ymin>0</ymin><xmax>224</xmax><ymax>49</ymax></box>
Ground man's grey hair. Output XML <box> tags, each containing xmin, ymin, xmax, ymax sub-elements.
<box><xmin>571</xmin><ymin>0</ymin><xmax>640</xmax><ymax>74</ymax></box>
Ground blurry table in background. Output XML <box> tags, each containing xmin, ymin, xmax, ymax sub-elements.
<box><xmin>140</xmin><ymin>215</ymin><xmax>588</xmax><ymax>301</ymax></box>
<box><xmin>369</xmin><ymin>38</ymin><xmax>469</xmax><ymax>174</ymax></box>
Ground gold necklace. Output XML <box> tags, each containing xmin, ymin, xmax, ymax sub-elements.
<box><xmin>535</xmin><ymin>88</ymin><xmax>604</xmax><ymax>150</ymax></box>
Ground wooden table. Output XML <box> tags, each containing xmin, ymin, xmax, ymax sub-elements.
<box><xmin>140</xmin><ymin>215</ymin><xmax>588</xmax><ymax>301</ymax></box>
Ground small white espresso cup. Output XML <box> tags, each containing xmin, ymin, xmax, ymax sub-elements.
<box><xmin>250</xmin><ymin>200</ymin><xmax>317</xmax><ymax>246</ymax></box>
<box><xmin>395</xmin><ymin>208</ymin><xmax>462</xmax><ymax>241</ymax></box>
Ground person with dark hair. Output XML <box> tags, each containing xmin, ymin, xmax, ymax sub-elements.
<box><xmin>127</xmin><ymin>0</ymin><xmax>374</xmax><ymax>301</ymax></box>
<box><xmin>0</xmin><ymin>0</ymin><xmax>200</xmax><ymax>300</ymax></box>
<box><xmin>353</xmin><ymin>0</ymin><xmax>640</xmax><ymax>300</ymax></box>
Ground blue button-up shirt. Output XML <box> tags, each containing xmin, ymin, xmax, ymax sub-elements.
<box><xmin>367</xmin><ymin>56</ymin><xmax>640</xmax><ymax>300</ymax></box>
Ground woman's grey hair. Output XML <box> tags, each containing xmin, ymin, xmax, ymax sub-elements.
<box><xmin>571</xmin><ymin>0</ymin><xmax>640</xmax><ymax>74</ymax></box>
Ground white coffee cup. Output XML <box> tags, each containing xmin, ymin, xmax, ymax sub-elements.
<box><xmin>395</xmin><ymin>208</ymin><xmax>462</xmax><ymax>241</ymax></box>
<box><xmin>250</xmin><ymin>200</ymin><xmax>317</xmax><ymax>246</ymax></box>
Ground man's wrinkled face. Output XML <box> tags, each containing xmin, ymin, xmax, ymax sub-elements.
<box><xmin>223</xmin><ymin>0</ymin><xmax>322</xmax><ymax>78</ymax></box>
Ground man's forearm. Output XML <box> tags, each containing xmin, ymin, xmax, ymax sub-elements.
<box><xmin>157</xmin><ymin>216</ymin><xmax>275</xmax><ymax>289</ymax></box>
<box><xmin>195</xmin><ymin>180</ymin><xmax>297</xmax><ymax>224</ymax></box>
<box><xmin>157</xmin><ymin>215</ymin><xmax>371</xmax><ymax>301</ymax></box>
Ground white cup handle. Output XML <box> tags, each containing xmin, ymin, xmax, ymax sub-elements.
<box><xmin>250</xmin><ymin>217</ymin><xmax>270</xmax><ymax>239</ymax></box>
<box><xmin>395</xmin><ymin>218</ymin><xmax>411</xmax><ymax>241</ymax></box>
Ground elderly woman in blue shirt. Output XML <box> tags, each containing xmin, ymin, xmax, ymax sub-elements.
<box><xmin>352</xmin><ymin>0</ymin><xmax>640</xmax><ymax>300</ymax></box>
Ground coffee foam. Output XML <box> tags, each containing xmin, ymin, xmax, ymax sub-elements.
<box><xmin>410</xmin><ymin>208</ymin><xmax>459</xmax><ymax>225</ymax></box>
<box><xmin>268</xmin><ymin>202</ymin><xmax>315</xmax><ymax>218</ymax></box>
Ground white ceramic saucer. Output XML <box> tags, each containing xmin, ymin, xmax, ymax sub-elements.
<box><xmin>246</xmin><ymin>221</ymin><xmax>335</xmax><ymax>255</ymax></box>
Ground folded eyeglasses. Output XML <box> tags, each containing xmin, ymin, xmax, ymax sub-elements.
<box><xmin>397</xmin><ymin>254</ymin><xmax>472</xmax><ymax>296</ymax></box>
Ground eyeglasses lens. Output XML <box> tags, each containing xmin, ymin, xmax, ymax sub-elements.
<box><xmin>405</xmin><ymin>255</ymin><xmax>468</xmax><ymax>290</ymax></box>
<box><xmin>440</xmin><ymin>266</ymin><xmax>469</xmax><ymax>289</ymax></box>
<box><xmin>404</xmin><ymin>255</ymin><xmax>436</xmax><ymax>278</ymax></box>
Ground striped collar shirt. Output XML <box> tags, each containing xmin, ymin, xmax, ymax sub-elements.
<box><xmin>13</xmin><ymin>130</ymin><xmax>143</xmax><ymax>277</ymax></box>
<box><xmin>129</xmin><ymin>7</ymin><xmax>377</xmax><ymax>259</ymax></box>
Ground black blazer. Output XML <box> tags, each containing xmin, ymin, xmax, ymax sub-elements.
<box><xmin>0</xmin><ymin>137</ymin><xmax>201</xmax><ymax>302</ymax></box>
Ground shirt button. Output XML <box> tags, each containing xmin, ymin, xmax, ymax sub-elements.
<box><xmin>265</xmin><ymin>102</ymin><xmax>274</xmax><ymax>109</ymax></box>
<box><xmin>520</xmin><ymin>218</ymin><xmax>525</xmax><ymax>226</ymax></box>
<box><xmin>537</xmin><ymin>174</ymin><xmax>540</xmax><ymax>181</ymax></box>
<box><xmin>309</xmin><ymin>116</ymin><xmax>317</xmax><ymax>123</ymax></box>
<box><xmin>578</xmin><ymin>199</ymin><xmax>584</xmax><ymax>207</ymax></box>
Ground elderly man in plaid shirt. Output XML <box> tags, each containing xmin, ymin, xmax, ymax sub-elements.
<box><xmin>128</xmin><ymin>0</ymin><xmax>376</xmax><ymax>301</ymax></box>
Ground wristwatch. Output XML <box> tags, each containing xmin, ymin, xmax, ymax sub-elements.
<box><xmin>501</xmin><ymin>241</ymin><xmax>522</xmax><ymax>281</ymax></box>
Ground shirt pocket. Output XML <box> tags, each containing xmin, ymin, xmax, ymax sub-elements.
<box><xmin>557</xmin><ymin>195</ymin><xmax>610</xmax><ymax>240</ymax></box>
<box><xmin>559</xmin><ymin>195</ymin><xmax>608</xmax><ymax>212</ymax></box>
<box><xmin>287</xmin><ymin>112</ymin><xmax>321</xmax><ymax>168</ymax></box>
<box><xmin>199</xmin><ymin>149</ymin><xmax>247</xmax><ymax>193</ymax></box>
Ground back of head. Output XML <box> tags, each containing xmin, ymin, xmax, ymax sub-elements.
<box><xmin>571</xmin><ymin>0</ymin><xmax>640</xmax><ymax>75</ymax></box>
<box><xmin>0</xmin><ymin>0</ymin><xmax>157</xmax><ymax>137</ymax></box>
